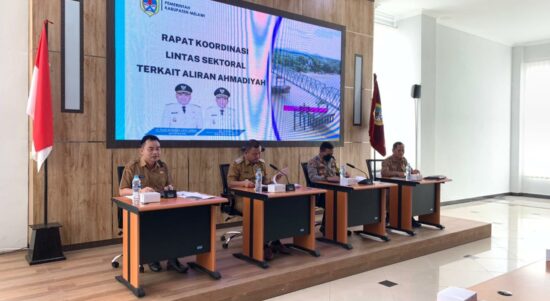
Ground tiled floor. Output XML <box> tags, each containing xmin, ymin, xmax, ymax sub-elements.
<box><xmin>267</xmin><ymin>195</ymin><xmax>550</xmax><ymax>301</ymax></box>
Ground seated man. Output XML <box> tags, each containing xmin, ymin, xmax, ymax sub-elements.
<box><xmin>227</xmin><ymin>139</ymin><xmax>288</xmax><ymax>260</ymax></box>
<box><xmin>307</xmin><ymin>142</ymin><xmax>349</xmax><ymax>233</ymax></box>
<box><xmin>381</xmin><ymin>141</ymin><xmax>422</xmax><ymax>227</ymax></box>
<box><xmin>381</xmin><ymin>141</ymin><xmax>420</xmax><ymax>178</ymax></box>
<box><xmin>119</xmin><ymin>135</ymin><xmax>186</xmax><ymax>273</ymax></box>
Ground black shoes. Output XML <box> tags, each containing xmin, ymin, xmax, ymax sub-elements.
<box><xmin>167</xmin><ymin>258</ymin><xmax>188</xmax><ymax>273</ymax></box>
<box><xmin>264</xmin><ymin>244</ymin><xmax>274</xmax><ymax>261</ymax></box>
<box><xmin>271</xmin><ymin>240</ymin><xmax>291</xmax><ymax>255</ymax></box>
<box><xmin>148</xmin><ymin>261</ymin><xmax>161</xmax><ymax>272</ymax></box>
<box><xmin>412</xmin><ymin>218</ymin><xmax>422</xmax><ymax>228</ymax></box>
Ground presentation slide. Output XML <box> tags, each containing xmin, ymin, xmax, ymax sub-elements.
<box><xmin>112</xmin><ymin>0</ymin><xmax>344</xmax><ymax>144</ymax></box>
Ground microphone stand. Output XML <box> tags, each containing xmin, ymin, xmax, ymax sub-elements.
<box><xmin>269</xmin><ymin>164</ymin><xmax>295</xmax><ymax>191</ymax></box>
<box><xmin>346</xmin><ymin>163</ymin><xmax>373</xmax><ymax>185</ymax></box>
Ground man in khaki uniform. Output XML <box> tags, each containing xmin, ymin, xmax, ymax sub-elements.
<box><xmin>119</xmin><ymin>135</ymin><xmax>186</xmax><ymax>273</ymax></box>
<box><xmin>227</xmin><ymin>139</ymin><xmax>288</xmax><ymax>259</ymax></box>
<box><xmin>381</xmin><ymin>141</ymin><xmax>420</xmax><ymax>178</ymax></box>
<box><xmin>381</xmin><ymin>141</ymin><xmax>422</xmax><ymax>227</ymax></box>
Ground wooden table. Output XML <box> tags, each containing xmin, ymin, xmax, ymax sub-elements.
<box><xmin>469</xmin><ymin>260</ymin><xmax>550</xmax><ymax>301</ymax></box>
<box><xmin>309</xmin><ymin>181</ymin><xmax>397</xmax><ymax>249</ymax></box>
<box><xmin>378</xmin><ymin>177</ymin><xmax>451</xmax><ymax>236</ymax></box>
<box><xmin>230</xmin><ymin>186</ymin><xmax>326</xmax><ymax>268</ymax></box>
<box><xmin>112</xmin><ymin>196</ymin><xmax>227</xmax><ymax>297</ymax></box>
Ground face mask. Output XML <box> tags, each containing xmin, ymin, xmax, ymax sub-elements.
<box><xmin>323</xmin><ymin>154</ymin><xmax>333</xmax><ymax>162</ymax></box>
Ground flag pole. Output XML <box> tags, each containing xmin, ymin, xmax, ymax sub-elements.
<box><xmin>26</xmin><ymin>20</ymin><xmax>65</xmax><ymax>265</ymax></box>
<box><xmin>44</xmin><ymin>159</ymin><xmax>48</xmax><ymax>225</ymax></box>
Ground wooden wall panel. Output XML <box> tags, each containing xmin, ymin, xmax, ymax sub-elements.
<box><xmin>341</xmin><ymin>142</ymin><xmax>372</xmax><ymax>176</ymax></box>
<box><xmin>31</xmin><ymin>0</ymin><xmax>61</xmax><ymax>52</ymax></box>
<box><xmin>343</xmin><ymin>88</ymin><xmax>371</xmax><ymax>143</ymax></box>
<box><xmin>83</xmin><ymin>0</ymin><xmax>106</xmax><ymax>57</ymax></box>
<box><xmin>188</xmin><ymin>148</ymin><xmax>222</xmax><ymax>196</ymax></box>
<box><xmin>345</xmin><ymin>32</ymin><xmax>373</xmax><ymax>90</ymax></box>
<box><xmin>57</xmin><ymin>57</ymin><xmax>106</xmax><ymax>142</ymax></box>
<box><xmin>48</xmin><ymin>142</ymin><xmax>112</xmax><ymax>245</ymax></box>
<box><xmin>345</xmin><ymin>0</ymin><xmax>374</xmax><ymax>36</ymax></box>
<box><xmin>273</xmin><ymin>0</ymin><xmax>302</xmax><ymax>14</ymax></box>
<box><xmin>29</xmin><ymin>0</ymin><xmax>375</xmax><ymax>244</ymax></box>
<box><xmin>302</xmin><ymin>0</ymin><xmax>344</xmax><ymax>25</ymax></box>
<box><xmin>246</xmin><ymin>0</ymin><xmax>274</xmax><ymax>8</ymax></box>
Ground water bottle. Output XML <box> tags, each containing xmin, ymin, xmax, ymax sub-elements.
<box><xmin>340</xmin><ymin>165</ymin><xmax>346</xmax><ymax>180</ymax></box>
<box><xmin>254</xmin><ymin>168</ymin><xmax>262</xmax><ymax>193</ymax></box>
<box><xmin>405</xmin><ymin>164</ymin><xmax>411</xmax><ymax>181</ymax></box>
<box><xmin>132</xmin><ymin>175</ymin><xmax>141</xmax><ymax>205</ymax></box>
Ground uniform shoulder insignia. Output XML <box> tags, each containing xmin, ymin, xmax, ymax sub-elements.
<box><xmin>234</xmin><ymin>157</ymin><xmax>244</xmax><ymax>164</ymax></box>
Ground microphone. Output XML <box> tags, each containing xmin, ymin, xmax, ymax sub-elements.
<box><xmin>269</xmin><ymin>164</ymin><xmax>295</xmax><ymax>191</ymax></box>
<box><xmin>346</xmin><ymin>163</ymin><xmax>373</xmax><ymax>185</ymax></box>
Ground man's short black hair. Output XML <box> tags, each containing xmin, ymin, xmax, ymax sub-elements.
<box><xmin>320</xmin><ymin>142</ymin><xmax>334</xmax><ymax>152</ymax></box>
<box><xmin>242</xmin><ymin>139</ymin><xmax>264</xmax><ymax>152</ymax></box>
<box><xmin>392</xmin><ymin>141</ymin><xmax>404</xmax><ymax>150</ymax></box>
<box><xmin>140</xmin><ymin>135</ymin><xmax>160</xmax><ymax>147</ymax></box>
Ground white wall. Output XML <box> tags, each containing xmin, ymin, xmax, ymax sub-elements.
<box><xmin>375</xmin><ymin>14</ymin><xmax>512</xmax><ymax>202</ymax></box>
<box><xmin>373</xmin><ymin>16</ymin><xmax>420</xmax><ymax>164</ymax></box>
<box><xmin>432</xmin><ymin>25</ymin><xmax>512</xmax><ymax>201</ymax></box>
<box><xmin>0</xmin><ymin>1</ymin><xmax>29</xmax><ymax>252</ymax></box>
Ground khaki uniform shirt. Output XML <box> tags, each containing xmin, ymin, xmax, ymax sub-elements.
<box><xmin>205</xmin><ymin>106</ymin><xmax>235</xmax><ymax>129</ymax></box>
<box><xmin>120</xmin><ymin>158</ymin><xmax>173</xmax><ymax>193</ymax></box>
<box><xmin>227</xmin><ymin>156</ymin><xmax>270</xmax><ymax>213</ymax></box>
<box><xmin>227</xmin><ymin>156</ymin><xmax>269</xmax><ymax>185</ymax></box>
<box><xmin>381</xmin><ymin>155</ymin><xmax>408</xmax><ymax>178</ymax></box>
<box><xmin>162</xmin><ymin>103</ymin><xmax>203</xmax><ymax>128</ymax></box>
<box><xmin>307</xmin><ymin>155</ymin><xmax>339</xmax><ymax>182</ymax></box>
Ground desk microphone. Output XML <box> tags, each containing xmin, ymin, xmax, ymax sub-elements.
<box><xmin>269</xmin><ymin>164</ymin><xmax>295</xmax><ymax>191</ymax></box>
<box><xmin>346</xmin><ymin>163</ymin><xmax>373</xmax><ymax>185</ymax></box>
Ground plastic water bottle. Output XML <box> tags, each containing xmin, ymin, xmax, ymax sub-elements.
<box><xmin>132</xmin><ymin>175</ymin><xmax>141</xmax><ymax>205</ymax></box>
<box><xmin>254</xmin><ymin>168</ymin><xmax>262</xmax><ymax>193</ymax></box>
<box><xmin>340</xmin><ymin>165</ymin><xmax>346</xmax><ymax>180</ymax></box>
<box><xmin>405</xmin><ymin>164</ymin><xmax>411</xmax><ymax>181</ymax></box>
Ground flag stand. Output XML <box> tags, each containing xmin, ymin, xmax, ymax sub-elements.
<box><xmin>26</xmin><ymin>160</ymin><xmax>65</xmax><ymax>265</ymax></box>
<box><xmin>26</xmin><ymin>20</ymin><xmax>65</xmax><ymax>265</ymax></box>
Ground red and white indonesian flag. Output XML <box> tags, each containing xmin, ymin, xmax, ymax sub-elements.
<box><xmin>27</xmin><ymin>21</ymin><xmax>53</xmax><ymax>172</ymax></box>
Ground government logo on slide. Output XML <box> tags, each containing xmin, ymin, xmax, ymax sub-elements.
<box><xmin>141</xmin><ymin>0</ymin><xmax>161</xmax><ymax>17</ymax></box>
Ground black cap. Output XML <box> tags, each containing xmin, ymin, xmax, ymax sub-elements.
<box><xmin>214</xmin><ymin>87</ymin><xmax>230</xmax><ymax>98</ymax></box>
<box><xmin>175</xmin><ymin>83</ymin><xmax>192</xmax><ymax>94</ymax></box>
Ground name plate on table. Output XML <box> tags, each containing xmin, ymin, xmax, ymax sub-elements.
<box><xmin>268</xmin><ymin>184</ymin><xmax>286</xmax><ymax>193</ymax></box>
<box><xmin>140</xmin><ymin>192</ymin><xmax>161</xmax><ymax>204</ymax></box>
<box><xmin>339</xmin><ymin>177</ymin><xmax>358</xmax><ymax>186</ymax></box>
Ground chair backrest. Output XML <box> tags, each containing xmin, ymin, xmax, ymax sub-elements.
<box><xmin>219</xmin><ymin>164</ymin><xmax>230</xmax><ymax>195</ymax></box>
<box><xmin>117</xmin><ymin>166</ymin><xmax>125</xmax><ymax>185</ymax></box>
<box><xmin>116</xmin><ymin>166</ymin><xmax>125</xmax><ymax>231</ymax></box>
<box><xmin>366</xmin><ymin>159</ymin><xmax>384</xmax><ymax>179</ymax></box>
<box><xmin>301</xmin><ymin>162</ymin><xmax>313</xmax><ymax>187</ymax></box>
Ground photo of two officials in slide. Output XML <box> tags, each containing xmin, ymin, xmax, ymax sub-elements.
<box><xmin>161</xmin><ymin>83</ymin><xmax>235</xmax><ymax>130</ymax></box>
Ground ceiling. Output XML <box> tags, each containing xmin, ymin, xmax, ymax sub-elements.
<box><xmin>375</xmin><ymin>0</ymin><xmax>550</xmax><ymax>46</ymax></box>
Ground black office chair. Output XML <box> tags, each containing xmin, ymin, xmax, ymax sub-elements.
<box><xmin>366</xmin><ymin>159</ymin><xmax>384</xmax><ymax>180</ymax></box>
<box><xmin>219</xmin><ymin>163</ymin><xmax>242</xmax><ymax>249</ymax></box>
<box><xmin>111</xmin><ymin>166</ymin><xmax>144</xmax><ymax>272</ymax></box>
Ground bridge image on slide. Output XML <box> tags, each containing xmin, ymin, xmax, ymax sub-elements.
<box><xmin>272</xmin><ymin>64</ymin><xmax>340</xmax><ymax>110</ymax></box>
<box><xmin>271</xmin><ymin>64</ymin><xmax>340</xmax><ymax>135</ymax></box>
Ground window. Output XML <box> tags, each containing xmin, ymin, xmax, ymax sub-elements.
<box><xmin>522</xmin><ymin>60</ymin><xmax>550</xmax><ymax>179</ymax></box>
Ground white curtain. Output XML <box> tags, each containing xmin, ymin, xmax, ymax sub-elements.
<box><xmin>522</xmin><ymin>60</ymin><xmax>550</xmax><ymax>179</ymax></box>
